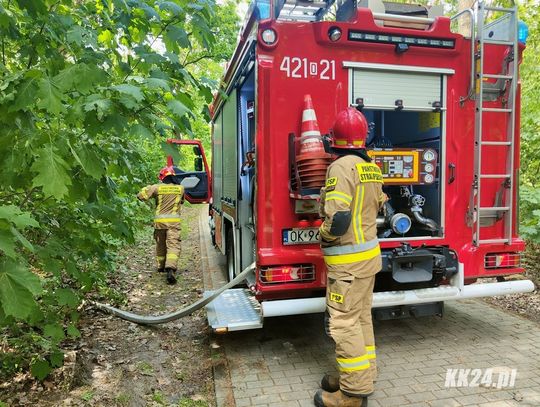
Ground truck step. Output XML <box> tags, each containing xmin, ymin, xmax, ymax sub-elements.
<box><xmin>205</xmin><ymin>288</ymin><xmax>263</xmax><ymax>332</ymax></box>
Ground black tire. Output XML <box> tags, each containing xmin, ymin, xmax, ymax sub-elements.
<box><xmin>226</xmin><ymin>228</ymin><xmax>235</xmax><ymax>282</ymax></box>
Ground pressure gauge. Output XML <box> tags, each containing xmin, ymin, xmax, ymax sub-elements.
<box><xmin>424</xmin><ymin>174</ymin><xmax>434</xmax><ymax>183</ymax></box>
<box><xmin>424</xmin><ymin>163</ymin><xmax>434</xmax><ymax>172</ymax></box>
<box><xmin>423</xmin><ymin>149</ymin><xmax>436</xmax><ymax>162</ymax></box>
<box><xmin>403</xmin><ymin>156</ymin><xmax>413</xmax><ymax>163</ymax></box>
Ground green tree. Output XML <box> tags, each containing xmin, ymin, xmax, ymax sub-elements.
<box><xmin>0</xmin><ymin>0</ymin><xmax>238</xmax><ymax>379</ymax></box>
<box><xmin>517</xmin><ymin>0</ymin><xmax>540</xmax><ymax>241</ymax></box>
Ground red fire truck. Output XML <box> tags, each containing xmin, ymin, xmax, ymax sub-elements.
<box><xmin>180</xmin><ymin>0</ymin><xmax>534</xmax><ymax>331</ymax></box>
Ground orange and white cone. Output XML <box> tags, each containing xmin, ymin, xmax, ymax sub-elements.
<box><xmin>299</xmin><ymin>94</ymin><xmax>324</xmax><ymax>155</ymax></box>
<box><xmin>296</xmin><ymin>94</ymin><xmax>332</xmax><ymax>191</ymax></box>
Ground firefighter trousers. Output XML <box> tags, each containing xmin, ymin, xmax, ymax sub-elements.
<box><xmin>154</xmin><ymin>227</ymin><xmax>181</xmax><ymax>270</ymax></box>
<box><xmin>325</xmin><ymin>273</ymin><xmax>377</xmax><ymax>396</ymax></box>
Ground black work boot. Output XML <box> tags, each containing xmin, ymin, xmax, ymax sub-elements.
<box><xmin>321</xmin><ymin>374</ymin><xmax>340</xmax><ymax>392</ymax></box>
<box><xmin>157</xmin><ymin>267</ymin><xmax>165</xmax><ymax>273</ymax></box>
<box><xmin>165</xmin><ymin>268</ymin><xmax>177</xmax><ymax>285</ymax></box>
<box><xmin>314</xmin><ymin>389</ymin><xmax>368</xmax><ymax>407</ymax></box>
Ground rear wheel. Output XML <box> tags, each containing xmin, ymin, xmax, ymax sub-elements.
<box><xmin>226</xmin><ymin>228</ymin><xmax>235</xmax><ymax>282</ymax></box>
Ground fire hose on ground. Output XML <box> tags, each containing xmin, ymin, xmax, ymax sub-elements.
<box><xmin>92</xmin><ymin>262</ymin><xmax>256</xmax><ymax>325</ymax></box>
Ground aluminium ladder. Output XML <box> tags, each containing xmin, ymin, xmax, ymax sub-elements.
<box><xmin>470</xmin><ymin>2</ymin><xmax>519</xmax><ymax>246</ymax></box>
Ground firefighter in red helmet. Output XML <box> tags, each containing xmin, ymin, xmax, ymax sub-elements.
<box><xmin>314</xmin><ymin>107</ymin><xmax>386</xmax><ymax>407</ymax></box>
<box><xmin>137</xmin><ymin>166</ymin><xmax>185</xmax><ymax>285</ymax></box>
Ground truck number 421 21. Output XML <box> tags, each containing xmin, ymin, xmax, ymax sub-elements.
<box><xmin>279</xmin><ymin>57</ymin><xmax>336</xmax><ymax>80</ymax></box>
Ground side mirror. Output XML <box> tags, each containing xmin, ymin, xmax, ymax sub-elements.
<box><xmin>193</xmin><ymin>146</ymin><xmax>202</xmax><ymax>156</ymax></box>
<box><xmin>194</xmin><ymin>157</ymin><xmax>203</xmax><ymax>172</ymax></box>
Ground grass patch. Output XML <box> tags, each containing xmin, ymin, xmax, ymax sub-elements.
<box><xmin>80</xmin><ymin>389</ymin><xmax>95</xmax><ymax>401</ymax></box>
<box><xmin>136</xmin><ymin>361</ymin><xmax>154</xmax><ymax>376</ymax></box>
<box><xmin>152</xmin><ymin>390</ymin><xmax>166</xmax><ymax>405</ymax></box>
<box><xmin>178</xmin><ymin>398</ymin><xmax>209</xmax><ymax>407</ymax></box>
<box><xmin>115</xmin><ymin>392</ymin><xmax>131</xmax><ymax>405</ymax></box>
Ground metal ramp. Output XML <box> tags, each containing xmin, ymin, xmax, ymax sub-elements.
<box><xmin>468</xmin><ymin>2</ymin><xmax>519</xmax><ymax>246</ymax></box>
<box><xmin>205</xmin><ymin>288</ymin><xmax>263</xmax><ymax>332</ymax></box>
<box><xmin>277</xmin><ymin>0</ymin><xmax>333</xmax><ymax>22</ymax></box>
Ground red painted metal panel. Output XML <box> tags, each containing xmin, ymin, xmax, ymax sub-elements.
<box><xmin>216</xmin><ymin>8</ymin><xmax>525</xmax><ymax>298</ymax></box>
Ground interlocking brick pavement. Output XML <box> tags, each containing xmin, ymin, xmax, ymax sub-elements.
<box><xmin>199</xmin><ymin>209</ymin><xmax>540</xmax><ymax>407</ymax></box>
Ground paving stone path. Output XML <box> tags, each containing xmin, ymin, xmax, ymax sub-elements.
<box><xmin>199</xmin><ymin>208</ymin><xmax>540</xmax><ymax>407</ymax></box>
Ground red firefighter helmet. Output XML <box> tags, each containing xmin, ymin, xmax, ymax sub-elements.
<box><xmin>330</xmin><ymin>107</ymin><xmax>369</xmax><ymax>149</ymax></box>
<box><xmin>158</xmin><ymin>166</ymin><xmax>175</xmax><ymax>181</ymax></box>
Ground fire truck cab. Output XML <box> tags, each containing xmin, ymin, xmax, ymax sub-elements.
<box><xmin>202</xmin><ymin>0</ymin><xmax>534</xmax><ymax>331</ymax></box>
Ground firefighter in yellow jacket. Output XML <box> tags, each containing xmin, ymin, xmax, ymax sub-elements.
<box><xmin>314</xmin><ymin>108</ymin><xmax>386</xmax><ymax>407</ymax></box>
<box><xmin>137</xmin><ymin>166</ymin><xmax>184</xmax><ymax>285</ymax></box>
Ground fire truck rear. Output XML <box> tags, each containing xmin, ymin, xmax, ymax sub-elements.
<box><xmin>200</xmin><ymin>0</ymin><xmax>534</xmax><ymax>331</ymax></box>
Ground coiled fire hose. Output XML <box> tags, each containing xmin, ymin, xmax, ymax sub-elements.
<box><xmin>92</xmin><ymin>262</ymin><xmax>255</xmax><ymax>325</ymax></box>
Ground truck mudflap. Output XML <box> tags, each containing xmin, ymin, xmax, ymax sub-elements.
<box><xmin>204</xmin><ymin>263</ymin><xmax>535</xmax><ymax>332</ymax></box>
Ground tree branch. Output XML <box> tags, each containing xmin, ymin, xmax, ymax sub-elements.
<box><xmin>184</xmin><ymin>54</ymin><xmax>217</xmax><ymax>67</ymax></box>
<box><xmin>26</xmin><ymin>1</ymin><xmax>61</xmax><ymax>69</ymax></box>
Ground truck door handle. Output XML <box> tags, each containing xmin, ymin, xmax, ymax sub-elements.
<box><xmin>448</xmin><ymin>163</ymin><xmax>456</xmax><ymax>184</ymax></box>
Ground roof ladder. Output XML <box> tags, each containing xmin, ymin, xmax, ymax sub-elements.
<box><xmin>469</xmin><ymin>2</ymin><xmax>519</xmax><ymax>246</ymax></box>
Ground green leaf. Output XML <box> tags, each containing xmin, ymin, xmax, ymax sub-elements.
<box><xmin>43</xmin><ymin>323</ymin><xmax>65</xmax><ymax>342</ymax></box>
<box><xmin>97</xmin><ymin>29</ymin><xmax>114</xmax><ymax>46</ymax></box>
<box><xmin>144</xmin><ymin>77</ymin><xmax>170</xmax><ymax>91</ymax></box>
<box><xmin>30</xmin><ymin>359</ymin><xmax>51</xmax><ymax>380</ymax></box>
<box><xmin>130</xmin><ymin>124</ymin><xmax>153</xmax><ymax>140</ymax></box>
<box><xmin>167</xmin><ymin>100</ymin><xmax>190</xmax><ymax>120</ymax></box>
<box><xmin>112</xmin><ymin>84</ymin><xmax>144</xmax><ymax>102</ymax></box>
<box><xmin>36</xmin><ymin>77</ymin><xmax>65</xmax><ymax>115</ymax></box>
<box><xmin>69</xmin><ymin>142</ymin><xmax>105</xmax><ymax>180</ymax></box>
<box><xmin>67</xmin><ymin>324</ymin><xmax>81</xmax><ymax>338</ymax></box>
<box><xmin>15</xmin><ymin>0</ymin><xmax>47</xmax><ymax>16</ymax></box>
<box><xmin>165</xmin><ymin>25</ymin><xmax>190</xmax><ymax>49</ymax></box>
<box><xmin>11</xmin><ymin>226</ymin><xmax>34</xmax><ymax>252</ymax></box>
<box><xmin>159</xmin><ymin>1</ymin><xmax>184</xmax><ymax>16</ymax></box>
<box><xmin>118</xmin><ymin>95</ymin><xmax>138</xmax><ymax>109</ymax></box>
<box><xmin>0</xmin><ymin>229</ymin><xmax>16</xmax><ymax>258</ymax></box>
<box><xmin>50</xmin><ymin>351</ymin><xmax>64</xmax><ymax>368</ymax></box>
<box><xmin>66</xmin><ymin>25</ymin><xmax>84</xmax><ymax>45</ymax></box>
<box><xmin>83</xmin><ymin>94</ymin><xmax>112</xmax><ymax>120</ymax></box>
<box><xmin>161</xmin><ymin>141</ymin><xmax>181</xmax><ymax>164</ymax></box>
<box><xmin>31</xmin><ymin>146</ymin><xmax>72</xmax><ymax>198</ymax></box>
<box><xmin>0</xmin><ymin>205</ymin><xmax>39</xmax><ymax>228</ymax></box>
<box><xmin>55</xmin><ymin>288</ymin><xmax>79</xmax><ymax>308</ymax></box>
<box><xmin>0</xmin><ymin>260</ymin><xmax>41</xmax><ymax>319</ymax></box>
<box><xmin>11</xmin><ymin>70</ymin><xmax>41</xmax><ymax>111</ymax></box>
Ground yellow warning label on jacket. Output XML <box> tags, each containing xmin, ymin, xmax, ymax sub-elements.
<box><xmin>325</xmin><ymin>177</ymin><xmax>337</xmax><ymax>191</ymax></box>
<box><xmin>330</xmin><ymin>292</ymin><xmax>344</xmax><ymax>304</ymax></box>
<box><xmin>356</xmin><ymin>163</ymin><xmax>383</xmax><ymax>183</ymax></box>
<box><xmin>158</xmin><ymin>185</ymin><xmax>184</xmax><ymax>195</ymax></box>
<box><xmin>326</xmin><ymin>177</ymin><xmax>337</xmax><ymax>187</ymax></box>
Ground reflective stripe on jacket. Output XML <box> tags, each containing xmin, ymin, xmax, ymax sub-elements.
<box><xmin>137</xmin><ymin>183</ymin><xmax>184</xmax><ymax>229</ymax></box>
<box><xmin>319</xmin><ymin>155</ymin><xmax>386</xmax><ymax>277</ymax></box>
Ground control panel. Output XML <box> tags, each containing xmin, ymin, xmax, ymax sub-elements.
<box><xmin>367</xmin><ymin>148</ymin><xmax>438</xmax><ymax>185</ymax></box>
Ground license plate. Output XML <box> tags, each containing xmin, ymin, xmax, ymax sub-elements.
<box><xmin>282</xmin><ymin>228</ymin><xmax>320</xmax><ymax>245</ymax></box>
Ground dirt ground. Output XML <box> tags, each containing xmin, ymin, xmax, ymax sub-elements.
<box><xmin>0</xmin><ymin>206</ymin><xmax>216</xmax><ymax>407</ymax></box>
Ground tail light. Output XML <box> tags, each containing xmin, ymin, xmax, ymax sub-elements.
<box><xmin>260</xmin><ymin>264</ymin><xmax>315</xmax><ymax>284</ymax></box>
<box><xmin>484</xmin><ymin>253</ymin><xmax>521</xmax><ymax>269</ymax></box>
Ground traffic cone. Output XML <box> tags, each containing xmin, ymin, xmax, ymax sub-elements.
<box><xmin>299</xmin><ymin>94</ymin><xmax>324</xmax><ymax>154</ymax></box>
<box><xmin>296</xmin><ymin>94</ymin><xmax>332</xmax><ymax>192</ymax></box>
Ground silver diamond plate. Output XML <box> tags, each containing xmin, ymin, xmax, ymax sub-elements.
<box><xmin>205</xmin><ymin>288</ymin><xmax>263</xmax><ymax>331</ymax></box>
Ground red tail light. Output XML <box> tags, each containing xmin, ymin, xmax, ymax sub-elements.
<box><xmin>484</xmin><ymin>253</ymin><xmax>521</xmax><ymax>269</ymax></box>
<box><xmin>260</xmin><ymin>264</ymin><xmax>315</xmax><ymax>284</ymax></box>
